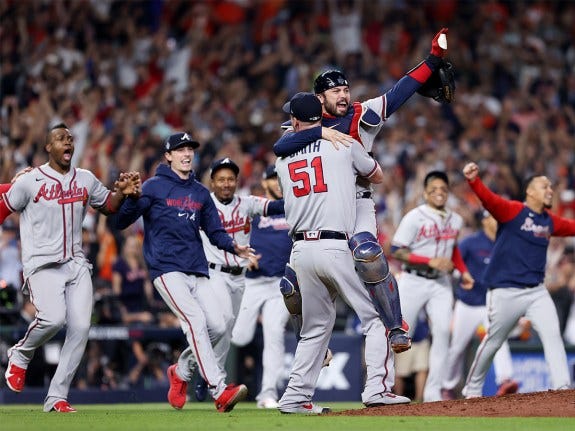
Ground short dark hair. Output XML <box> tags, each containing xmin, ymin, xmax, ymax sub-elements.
<box><xmin>522</xmin><ymin>174</ymin><xmax>541</xmax><ymax>198</ymax></box>
<box><xmin>424</xmin><ymin>170</ymin><xmax>449</xmax><ymax>188</ymax></box>
<box><xmin>46</xmin><ymin>123</ymin><xmax>69</xmax><ymax>146</ymax></box>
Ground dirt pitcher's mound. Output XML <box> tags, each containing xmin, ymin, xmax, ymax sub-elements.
<box><xmin>333</xmin><ymin>389</ymin><xmax>575</xmax><ymax>417</ymax></box>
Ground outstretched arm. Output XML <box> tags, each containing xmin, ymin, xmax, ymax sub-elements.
<box><xmin>385</xmin><ymin>28</ymin><xmax>448</xmax><ymax>116</ymax></box>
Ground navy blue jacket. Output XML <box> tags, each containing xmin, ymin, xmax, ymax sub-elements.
<box><xmin>116</xmin><ymin>164</ymin><xmax>235</xmax><ymax>280</ymax></box>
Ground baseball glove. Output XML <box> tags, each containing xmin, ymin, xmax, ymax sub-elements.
<box><xmin>417</xmin><ymin>60</ymin><xmax>455</xmax><ymax>103</ymax></box>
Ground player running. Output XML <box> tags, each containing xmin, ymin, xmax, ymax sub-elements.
<box><xmin>391</xmin><ymin>170</ymin><xmax>474</xmax><ymax>402</ymax></box>
<box><xmin>1</xmin><ymin>123</ymin><xmax>140</xmax><ymax>413</ymax></box>
<box><xmin>115</xmin><ymin>132</ymin><xmax>253</xmax><ymax>413</ymax></box>
<box><xmin>461</xmin><ymin>162</ymin><xmax>575</xmax><ymax>397</ymax></box>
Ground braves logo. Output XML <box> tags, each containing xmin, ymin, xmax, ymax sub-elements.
<box><xmin>520</xmin><ymin>217</ymin><xmax>550</xmax><ymax>239</ymax></box>
<box><xmin>222</xmin><ymin>214</ymin><xmax>250</xmax><ymax>234</ymax></box>
<box><xmin>33</xmin><ymin>181</ymin><xmax>88</xmax><ymax>206</ymax></box>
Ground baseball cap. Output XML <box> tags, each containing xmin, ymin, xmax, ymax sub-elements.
<box><xmin>262</xmin><ymin>165</ymin><xmax>277</xmax><ymax>180</ymax></box>
<box><xmin>210</xmin><ymin>157</ymin><xmax>240</xmax><ymax>178</ymax></box>
<box><xmin>313</xmin><ymin>70</ymin><xmax>349</xmax><ymax>94</ymax></box>
<box><xmin>282</xmin><ymin>92</ymin><xmax>322</xmax><ymax>123</ymax></box>
<box><xmin>164</xmin><ymin>132</ymin><xmax>200</xmax><ymax>151</ymax></box>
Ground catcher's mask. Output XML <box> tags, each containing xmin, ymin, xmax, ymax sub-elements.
<box><xmin>314</xmin><ymin>70</ymin><xmax>349</xmax><ymax>94</ymax></box>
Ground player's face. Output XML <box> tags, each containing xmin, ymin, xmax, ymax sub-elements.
<box><xmin>423</xmin><ymin>178</ymin><xmax>449</xmax><ymax>210</ymax></box>
<box><xmin>211</xmin><ymin>168</ymin><xmax>238</xmax><ymax>202</ymax></box>
<box><xmin>527</xmin><ymin>176</ymin><xmax>553</xmax><ymax>209</ymax></box>
<box><xmin>46</xmin><ymin>127</ymin><xmax>74</xmax><ymax>173</ymax></box>
<box><xmin>319</xmin><ymin>86</ymin><xmax>350</xmax><ymax>117</ymax></box>
<box><xmin>262</xmin><ymin>177</ymin><xmax>282</xmax><ymax>200</ymax></box>
<box><xmin>165</xmin><ymin>145</ymin><xmax>195</xmax><ymax>178</ymax></box>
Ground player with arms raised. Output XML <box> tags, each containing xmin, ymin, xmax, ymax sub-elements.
<box><xmin>461</xmin><ymin>162</ymin><xmax>575</xmax><ymax>397</ymax></box>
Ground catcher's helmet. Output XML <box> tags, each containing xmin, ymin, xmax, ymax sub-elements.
<box><xmin>313</xmin><ymin>70</ymin><xmax>349</xmax><ymax>94</ymax></box>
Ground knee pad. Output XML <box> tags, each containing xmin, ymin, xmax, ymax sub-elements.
<box><xmin>348</xmin><ymin>232</ymin><xmax>390</xmax><ymax>284</ymax></box>
<box><xmin>280</xmin><ymin>263</ymin><xmax>302</xmax><ymax>315</ymax></box>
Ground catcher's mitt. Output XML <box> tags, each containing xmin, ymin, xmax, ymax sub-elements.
<box><xmin>417</xmin><ymin>60</ymin><xmax>455</xmax><ymax>103</ymax></box>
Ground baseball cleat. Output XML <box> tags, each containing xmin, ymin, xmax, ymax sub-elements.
<box><xmin>388</xmin><ymin>328</ymin><xmax>412</xmax><ymax>354</ymax></box>
<box><xmin>256</xmin><ymin>398</ymin><xmax>279</xmax><ymax>409</ymax></box>
<box><xmin>167</xmin><ymin>364</ymin><xmax>188</xmax><ymax>409</ymax></box>
<box><xmin>195</xmin><ymin>377</ymin><xmax>208</xmax><ymax>402</ymax></box>
<box><xmin>215</xmin><ymin>384</ymin><xmax>248</xmax><ymax>413</ymax></box>
<box><xmin>495</xmin><ymin>379</ymin><xmax>519</xmax><ymax>396</ymax></box>
<box><xmin>279</xmin><ymin>402</ymin><xmax>331</xmax><ymax>415</ymax></box>
<box><xmin>51</xmin><ymin>401</ymin><xmax>77</xmax><ymax>413</ymax></box>
<box><xmin>322</xmin><ymin>348</ymin><xmax>333</xmax><ymax>367</ymax></box>
<box><xmin>364</xmin><ymin>392</ymin><xmax>411</xmax><ymax>406</ymax></box>
<box><xmin>5</xmin><ymin>362</ymin><xmax>26</xmax><ymax>393</ymax></box>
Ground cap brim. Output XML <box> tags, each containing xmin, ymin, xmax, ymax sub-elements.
<box><xmin>167</xmin><ymin>141</ymin><xmax>200</xmax><ymax>151</ymax></box>
<box><xmin>282</xmin><ymin>101</ymin><xmax>291</xmax><ymax>114</ymax></box>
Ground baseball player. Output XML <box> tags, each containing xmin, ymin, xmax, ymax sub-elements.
<box><xmin>194</xmin><ymin>157</ymin><xmax>284</xmax><ymax>401</ymax></box>
<box><xmin>276</xmin><ymin>92</ymin><xmax>385</xmax><ymax>414</ymax></box>
<box><xmin>441</xmin><ymin>210</ymin><xmax>518</xmax><ymax>400</ymax></box>
<box><xmin>0</xmin><ymin>123</ymin><xmax>141</xmax><ymax>413</ymax></box>
<box><xmin>115</xmin><ymin>132</ymin><xmax>252</xmax><ymax>413</ymax></box>
<box><xmin>273</xmin><ymin>28</ymin><xmax>450</xmax><ymax>387</ymax></box>
<box><xmin>391</xmin><ymin>170</ymin><xmax>474</xmax><ymax>402</ymax></box>
<box><xmin>231</xmin><ymin>164</ymin><xmax>291</xmax><ymax>409</ymax></box>
<box><xmin>461</xmin><ymin>162</ymin><xmax>575</xmax><ymax>397</ymax></box>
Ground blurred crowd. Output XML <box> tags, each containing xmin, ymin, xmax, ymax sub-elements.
<box><xmin>1</xmin><ymin>0</ymin><xmax>574</xmax><ymax>393</ymax></box>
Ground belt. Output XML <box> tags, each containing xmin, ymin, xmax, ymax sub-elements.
<box><xmin>208</xmin><ymin>262</ymin><xmax>245</xmax><ymax>276</ymax></box>
<box><xmin>404</xmin><ymin>267</ymin><xmax>440</xmax><ymax>279</ymax></box>
<box><xmin>293</xmin><ymin>230</ymin><xmax>349</xmax><ymax>241</ymax></box>
<box><xmin>356</xmin><ymin>191</ymin><xmax>372</xmax><ymax>199</ymax></box>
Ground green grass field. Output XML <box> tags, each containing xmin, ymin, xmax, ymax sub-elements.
<box><xmin>1</xmin><ymin>402</ymin><xmax>574</xmax><ymax>431</ymax></box>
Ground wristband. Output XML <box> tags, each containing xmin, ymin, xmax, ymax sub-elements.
<box><xmin>408</xmin><ymin>254</ymin><xmax>431</xmax><ymax>265</ymax></box>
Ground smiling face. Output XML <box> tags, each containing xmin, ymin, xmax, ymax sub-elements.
<box><xmin>165</xmin><ymin>145</ymin><xmax>195</xmax><ymax>179</ymax></box>
<box><xmin>46</xmin><ymin>126</ymin><xmax>74</xmax><ymax>174</ymax></box>
<box><xmin>317</xmin><ymin>86</ymin><xmax>350</xmax><ymax>117</ymax></box>
<box><xmin>210</xmin><ymin>167</ymin><xmax>238</xmax><ymax>203</ymax></box>
<box><xmin>423</xmin><ymin>177</ymin><xmax>449</xmax><ymax>210</ymax></box>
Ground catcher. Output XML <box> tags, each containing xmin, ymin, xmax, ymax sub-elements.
<box><xmin>274</xmin><ymin>28</ymin><xmax>455</xmax><ymax>407</ymax></box>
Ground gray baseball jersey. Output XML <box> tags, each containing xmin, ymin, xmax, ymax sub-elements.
<box><xmin>201</xmin><ymin>193</ymin><xmax>269</xmax><ymax>267</ymax></box>
<box><xmin>5</xmin><ymin>164</ymin><xmax>111</xmax><ymax>278</ymax></box>
<box><xmin>391</xmin><ymin>203</ymin><xmax>464</xmax><ymax>402</ymax></box>
<box><xmin>276</xmin><ymin>137</ymin><xmax>384</xmax><ymax>409</ymax></box>
<box><xmin>5</xmin><ymin>163</ymin><xmax>112</xmax><ymax>412</ymax></box>
<box><xmin>200</xmin><ymin>192</ymin><xmax>272</xmax><ymax>371</ymax></box>
<box><xmin>276</xmin><ymin>139</ymin><xmax>377</xmax><ymax>236</ymax></box>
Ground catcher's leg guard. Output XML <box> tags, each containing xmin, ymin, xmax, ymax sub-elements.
<box><xmin>349</xmin><ymin>232</ymin><xmax>410</xmax><ymax>352</ymax></box>
<box><xmin>280</xmin><ymin>263</ymin><xmax>302</xmax><ymax>316</ymax></box>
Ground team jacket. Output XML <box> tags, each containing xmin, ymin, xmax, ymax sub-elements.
<box><xmin>456</xmin><ymin>230</ymin><xmax>494</xmax><ymax>306</ymax></box>
<box><xmin>116</xmin><ymin>164</ymin><xmax>235</xmax><ymax>280</ymax></box>
<box><xmin>468</xmin><ymin>177</ymin><xmax>575</xmax><ymax>289</ymax></box>
<box><xmin>246</xmin><ymin>213</ymin><xmax>292</xmax><ymax>278</ymax></box>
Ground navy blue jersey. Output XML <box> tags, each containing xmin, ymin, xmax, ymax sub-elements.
<box><xmin>246</xmin><ymin>213</ymin><xmax>292</xmax><ymax>278</ymax></box>
<box><xmin>469</xmin><ymin>177</ymin><xmax>575</xmax><ymax>289</ymax></box>
<box><xmin>456</xmin><ymin>230</ymin><xmax>494</xmax><ymax>306</ymax></box>
<box><xmin>116</xmin><ymin>164</ymin><xmax>234</xmax><ymax>280</ymax></box>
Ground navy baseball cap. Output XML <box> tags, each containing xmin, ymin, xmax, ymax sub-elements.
<box><xmin>313</xmin><ymin>70</ymin><xmax>349</xmax><ymax>94</ymax></box>
<box><xmin>210</xmin><ymin>157</ymin><xmax>240</xmax><ymax>178</ymax></box>
<box><xmin>164</xmin><ymin>132</ymin><xmax>200</xmax><ymax>151</ymax></box>
<box><xmin>262</xmin><ymin>165</ymin><xmax>277</xmax><ymax>180</ymax></box>
<box><xmin>282</xmin><ymin>92</ymin><xmax>322</xmax><ymax>123</ymax></box>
